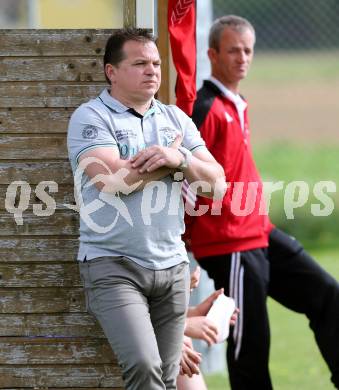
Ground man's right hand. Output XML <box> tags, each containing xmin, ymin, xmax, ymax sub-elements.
<box><xmin>130</xmin><ymin>135</ymin><xmax>183</xmax><ymax>173</ymax></box>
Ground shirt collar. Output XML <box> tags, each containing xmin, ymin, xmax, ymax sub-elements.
<box><xmin>208</xmin><ymin>76</ymin><xmax>247</xmax><ymax>111</ymax></box>
<box><xmin>98</xmin><ymin>88</ymin><xmax>161</xmax><ymax>115</ymax></box>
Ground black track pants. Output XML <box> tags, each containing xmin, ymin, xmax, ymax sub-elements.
<box><xmin>198</xmin><ymin>228</ymin><xmax>339</xmax><ymax>389</ymax></box>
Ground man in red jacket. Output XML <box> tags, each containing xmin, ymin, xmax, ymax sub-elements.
<box><xmin>185</xmin><ymin>15</ymin><xmax>339</xmax><ymax>389</ymax></box>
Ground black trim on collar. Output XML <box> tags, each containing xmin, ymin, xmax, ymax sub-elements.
<box><xmin>127</xmin><ymin>108</ymin><xmax>144</xmax><ymax>119</ymax></box>
<box><xmin>192</xmin><ymin>80</ymin><xmax>223</xmax><ymax>130</ymax></box>
<box><xmin>98</xmin><ymin>96</ymin><xmax>144</xmax><ymax>119</ymax></box>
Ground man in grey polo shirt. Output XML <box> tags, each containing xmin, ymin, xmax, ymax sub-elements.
<box><xmin>67</xmin><ymin>28</ymin><xmax>225</xmax><ymax>390</ymax></box>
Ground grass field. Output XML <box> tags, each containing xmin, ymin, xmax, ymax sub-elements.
<box><xmin>254</xmin><ymin>143</ymin><xmax>339</xmax><ymax>249</ymax></box>
<box><xmin>246</xmin><ymin>51</ymin><xmax>339</xmax><ymax>83</ymax></box>
<box><xmin>205</xmin><ymin>248</ymin><xmax>339</xmax><ymax>390</ymax></box>
<box><xmin>241</xmin><ymin>51</ymin><xmax>339</xmax><ymax>145</ymax></box>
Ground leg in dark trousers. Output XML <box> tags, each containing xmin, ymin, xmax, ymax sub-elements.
<box><xmin>268</xmin><ymin>228</ymin><xmax>339</xmax><ymax>388</ymax></box>
<box><xmin>198</xmin><ymin>250</ymin><xmax>273</xmax><ymax>390</ymax></box>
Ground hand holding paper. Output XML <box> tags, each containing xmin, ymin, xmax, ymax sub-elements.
<box><xmin>206</xmin><ymin>294</ymin><xmax>236</xmax><ymax>343</ymax></box>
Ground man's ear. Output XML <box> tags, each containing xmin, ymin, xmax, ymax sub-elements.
<box><xmin>207</xmin><ymin>48</ymin><xmax>217</xmax><ymax>65</ymax></box>
<box><xmin>105</xmin><ymin>63</ymin><xmax>117</xmax><ymax>83</ymax></box>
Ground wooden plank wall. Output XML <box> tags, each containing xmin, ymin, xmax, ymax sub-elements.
<box><xmin>0</xmin><ymin>29</ymin><xmax>124</xmax><ymax>388</ymax></box>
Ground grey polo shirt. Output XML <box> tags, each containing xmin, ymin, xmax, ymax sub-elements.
<box><xmin>67</xmin><ymin>88</ymin><xmax>206</xmax><ymax>270</ymax></box>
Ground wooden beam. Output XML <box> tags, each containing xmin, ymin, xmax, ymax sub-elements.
<box><xmin>0</xmin><ymin>29</ymin><xmax>113</xmax><ymax>56</ymax></box>
<box><xmin>124</xmin><ymin>0</ymin><xmax>137</xmax><ymax>28</ymax></box>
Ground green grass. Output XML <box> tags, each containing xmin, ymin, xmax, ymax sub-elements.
<box><xmin>253</xmin><ymin>143</ymin><xmax>339</xmax><ymax>249</ymax></box>
<box><xmin>243</xmin><ymin>51</ymin><xmax>339</xmax><ymax>84</ymax></box>
<box><xmin>253</xmin><ymin>143</ymin><xmax>339</xmax><ymax>183</ymax></box>
<box><xmin>205</xmin><ymin>248</ymin><xmax>339</xmax><ymax>390</ymax></box>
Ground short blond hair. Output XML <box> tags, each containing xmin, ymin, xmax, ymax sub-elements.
<box><xmin>209</xmin><ymin>15</ymin><xmax>255</xmax><ymax>51</ymax></box>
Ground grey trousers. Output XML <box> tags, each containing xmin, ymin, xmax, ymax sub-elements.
<box><xmin>79</xmin><ymin>256</ymin><xmax>190</xmax><ymax>390</ymax></box>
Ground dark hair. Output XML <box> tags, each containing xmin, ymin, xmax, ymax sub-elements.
<box><xmin>209</xmin><ymin>15</ymin><xmax>255</xmax><ymax>51</ymax></box>
<box><xmin>103</xmin><ymin>28</ymin><xmax>156</xmax><ymax>83</ymax></box>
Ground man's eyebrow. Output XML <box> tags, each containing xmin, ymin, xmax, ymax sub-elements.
<box><xmin>229</xmin><ymin>45</ymin><xmax>249</xmax><ymax>50</ymax></box>
<box><xmin>132</xmin><ymin>57</ymin><xmax>161</xmax><ymax>62</ymax></box>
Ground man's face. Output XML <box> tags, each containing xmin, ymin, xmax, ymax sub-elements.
<box><xmin>108</xmin><ymin>40</ymin><xmax>161</xmax><ymax>103</ymax></box>
<box><xmin>209</xmin><ymin>27</ymin><xmax>255</xmax><ymax>91</ymax></box>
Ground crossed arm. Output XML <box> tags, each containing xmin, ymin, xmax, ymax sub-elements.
<box><xmin>78</xmin><ymin>136</ymin><xmax>226</xmax><ymax>199</ymax></box>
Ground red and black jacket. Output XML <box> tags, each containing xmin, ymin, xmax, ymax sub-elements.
<box><xmin>185</xmin><ymin>80</ymin><xmax>273</xmax><ymax>259</ymax></box>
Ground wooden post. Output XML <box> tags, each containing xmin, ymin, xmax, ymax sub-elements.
<box><xmin>156</xmin><ymin>0</ymin><xmax>170</xmax><ymax>104</ymax></box>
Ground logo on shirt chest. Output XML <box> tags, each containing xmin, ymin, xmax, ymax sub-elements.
<box><xmin>115</xmin><ymin>129</ymin><xmax>143</xmax><ymax>159</ymax></box>
<box><xmin>225</xmin><ymin>112</ymin><xmax>233</xmax><ymax>123</ymax></box>
<box><xmin>159</xmin><ymin>127</ymin><xmax>178</xmax><ymax>146</ymax></box>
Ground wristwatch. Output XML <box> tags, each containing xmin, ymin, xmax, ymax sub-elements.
<box><xmin>177</xmin><ymin>146</ymin><xmax>192</xmax><ymax>169</ymax></box>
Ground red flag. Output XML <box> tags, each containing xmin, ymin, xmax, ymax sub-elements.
<box><xmin>168</xmin><ymin>0</ymin><xmax>196</xmax><ymax>116</ymax></box>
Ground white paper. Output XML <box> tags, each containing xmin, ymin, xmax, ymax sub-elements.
<box><xmin>206</xmin><ymin>294</ymin><xmax>236</xmax><ymax>343</ymax></box>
